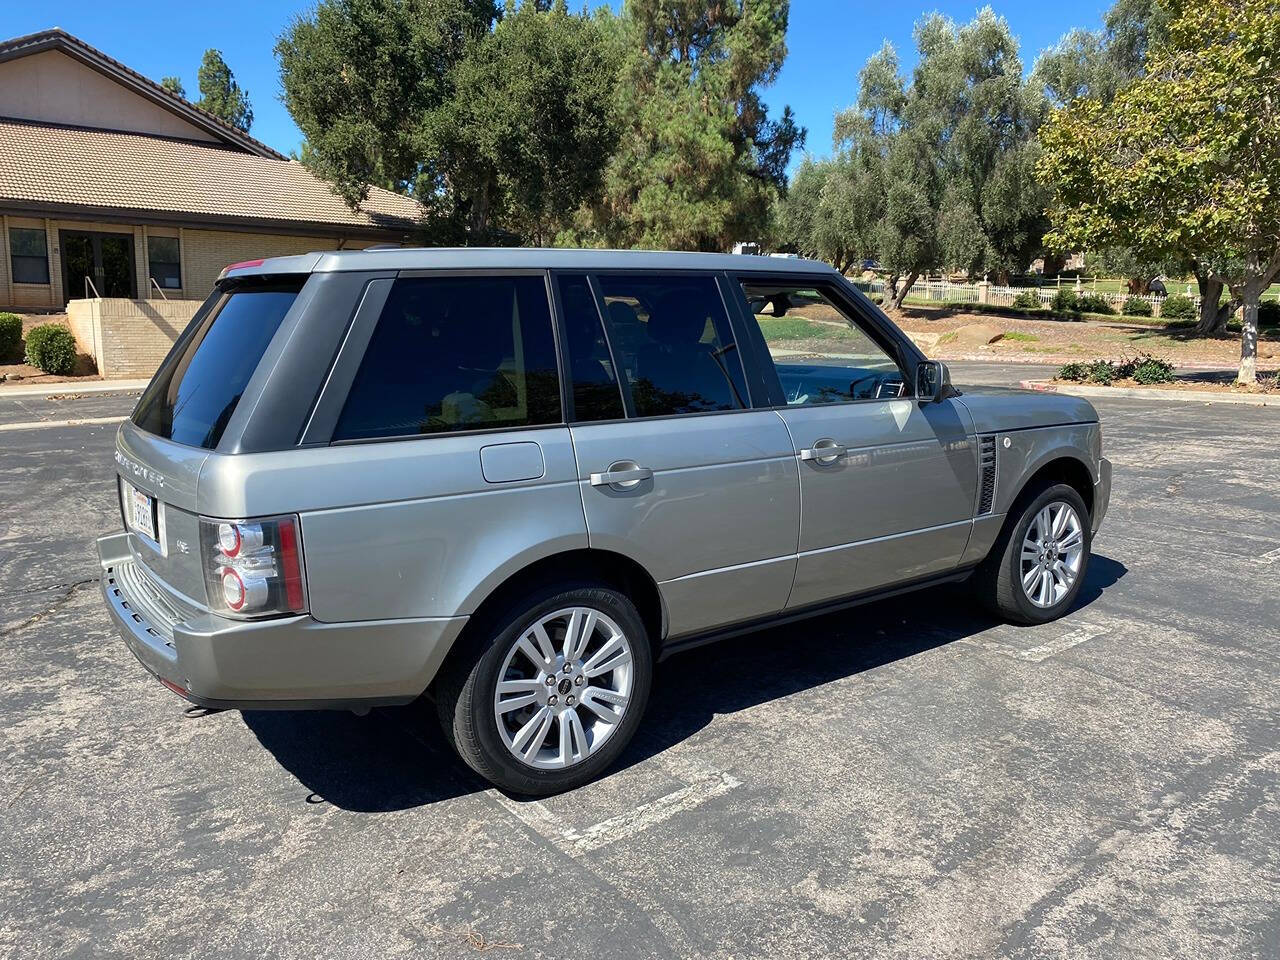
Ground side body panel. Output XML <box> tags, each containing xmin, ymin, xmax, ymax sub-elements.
<box><xmin>570</xmin><ymin>411</ymin><xmax>801</xmax><ymax>638</ymax></box>
<box><xmin>197</xmin><ymin>426</ymin><xmax>587</xmax><ymax>623</ymax></box>
<box><xmin>778</xmin><ymin>397</ymin><xmax>978</xmax><ymax>608</ymax></box>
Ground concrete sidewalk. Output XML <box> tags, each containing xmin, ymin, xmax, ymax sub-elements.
<box><xmin>0</xmin><ymin>378</ymin><xmax>148</xmax><ymax>398</ymax></box>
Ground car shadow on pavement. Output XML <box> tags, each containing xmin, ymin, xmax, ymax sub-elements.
<box><xmin>243</xmin><ymin>554</ymin><xmax>1125</xmax><ymax>811</ymax></box>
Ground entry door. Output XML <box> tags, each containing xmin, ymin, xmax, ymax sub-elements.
<box><xmin>565</xmin><ymin>271</ymin><xmax>801</xmax><ymax>639</ymax></box>
<box><xmin>733</xmin><ymin>277</ymin><xmax>978</xmax><ymax>609</ymax></box>
<box><xmin>60</xmin><ymin>230</ymin><xmax>136</xmax><ymax>301</ymax></box>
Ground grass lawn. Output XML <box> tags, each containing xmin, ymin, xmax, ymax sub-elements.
<box><xmin>755</xmin><ymin>316</ymin><xmax>848</xmax><ymax>342</ymax></box>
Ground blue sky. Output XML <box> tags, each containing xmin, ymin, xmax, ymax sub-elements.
<box><xmin>10</xmin><ymin>0</ymin><xmax>1112</xmax><ymax>167</ymax></box>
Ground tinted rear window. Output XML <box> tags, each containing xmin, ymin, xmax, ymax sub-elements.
<box><xmin>132</xmin><ymin>279</ymin><xmax>302</xmax><ymax>448</ymax></box>
<box><xmin>332</xmin><ymin>275</ymin><xmax>562</xmax><ymax>441</ymax></box>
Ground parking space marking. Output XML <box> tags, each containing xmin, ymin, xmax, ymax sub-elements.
<box><xmin>492</xmin><ymin>766</ymin><xmax>741</xmax><ymax>858</ymax></box>
<box><xmin>1257</xmin><ymin>546</ymin><xmax>1280</xmax><ymax>565</ymax></box>
<box><xmin>960</xmin><ymin>621</ymin><xmax>1106</xmax><ymax>663</ymax></box>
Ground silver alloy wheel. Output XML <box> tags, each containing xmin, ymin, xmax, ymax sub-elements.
<box><xmin>493</xmin><ymin>606</ymin><xmax>634</xmax><ymax>770</ymax></box>
<box><xmin>1020</xmin><ymin>500</ymin><xmax>1085</xmax><ymax>608</ymax></box>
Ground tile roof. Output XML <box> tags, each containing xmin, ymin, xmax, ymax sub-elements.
<box><xmin>0</xmin><ymin>117</ymin><xmax>424</xmax><ymax>235</ymax></box>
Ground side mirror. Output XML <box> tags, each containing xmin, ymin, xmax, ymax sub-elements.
<box><xmin>916</xmin><ymin>360</ymin><xmax>950</xmax><ymax>402</ymax></box>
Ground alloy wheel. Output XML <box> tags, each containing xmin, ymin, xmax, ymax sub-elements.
<box><xmin>492</xmin><ymin>606</ymin><xmax>635</xmax><ymax>770</ymax></box>
<box><xmin>1020</xmin><ymin>500</ymin><xmax>1085</xmax><ymax>608</ymax></box>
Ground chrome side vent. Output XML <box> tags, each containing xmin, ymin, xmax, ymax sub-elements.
<box><xmin>978</xmin><ymin>435</ymin><xmax>998</xmax><ymax>515</ymax></box>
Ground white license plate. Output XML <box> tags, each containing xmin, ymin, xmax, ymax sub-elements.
<box><xmin>128</xmin><ymin>485</ymin><xmax>157</xmax><ymax>542</ymax></box>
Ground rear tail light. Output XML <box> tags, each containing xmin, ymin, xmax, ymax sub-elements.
<box><xmin>198</xmin><ymin>514</ymin><xmax>307</xmax><ymax>619</ymax></box>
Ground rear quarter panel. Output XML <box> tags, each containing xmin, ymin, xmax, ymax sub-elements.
<box><xmin>196</xmin><ymin>427</ymin><xmax>587</xmax><ymax>623</ymax></box>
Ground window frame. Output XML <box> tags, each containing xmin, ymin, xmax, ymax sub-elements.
<box><xmin>147</xmin><ymin>235</ymin><xmax>183</xmax><ymax>290</ymax></box>
<box><xmin>547</xmin><ymin>270</ymin><xmax>629</xmax><ymax>425</ymax></box>
<box><xmin>564</xmin><ymin>267</ymin><xmax>757</xmax><ymax>423</ymax></box>
<box><xmin>9</xmin><ymin>226</ymin><xmax>50</xmax><ymax>286</ymax></box>
<box><xmin>316</xmin><ymin>268</ymin><xmax>570</xmax><ymax>447</ymax></box>
<box><xmin>724</xmin><ymin>270</ymin><xmax>928</xmax><ymax>408</ymax></box>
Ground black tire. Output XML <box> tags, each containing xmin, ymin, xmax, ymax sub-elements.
<box><xmin>434</xmin><ymin>582</ymin><xmax>653</xmax><ymax>796</ymax></box>
<box><xmin>976</xmin><ymin>482</ymin><xmax>1092</xmax><ymax>625</ymax></box>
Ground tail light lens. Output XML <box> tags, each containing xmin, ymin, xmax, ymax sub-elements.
<box><xmin>198</xmin><ymin>514</ymin><xmax>307</xmax><ymax>619</ymax></box>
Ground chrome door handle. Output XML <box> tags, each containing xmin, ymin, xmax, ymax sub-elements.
<box><xmin>799</xmin><ymin>439</ymin><xmax>847</xmax><ymax>464</ymax></box>
<box><xmin>589</xmin><ymin>463</ymin><xmax>654</xmax><ymax>488</ymax></box>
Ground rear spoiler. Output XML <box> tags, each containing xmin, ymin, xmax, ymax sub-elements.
<box><xmin>217</xmin><ymin>252</ymin><xmax>324</xmax><ymax>282</ymax></box>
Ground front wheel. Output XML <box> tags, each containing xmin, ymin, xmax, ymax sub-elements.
<box><xmin>435</xmin><ymin>584</ymin><xmax>652</xmax><ymax>796</ymax></box>
<box><xmin>977</xmin><ymin>483</ymin><xmax>1091</xmax><ymax>625</ymax></box>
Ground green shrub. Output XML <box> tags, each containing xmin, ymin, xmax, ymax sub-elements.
<box><xmin>1075</xmin><ymin>292</ymin><xmax>1115</xmax><ymax>315</ymax></box>
<box><xmin>1057</xmin><ymin>362</ymin><xmax>1088</xmax><ymax>382</ymax></box>
<box><xmin>0</xmin><ymin>312</ymin><xmax>21</xmax><ymax>362</ymax></box>
<box><xmin>24</xmin><ymin>324</ymin><xmax>77</xmax><ymax>375</ymax></box>
<box><xmin>1160</xmin><ymin>294</ymin><xmax>1196</xmax><ymax>320</ymax></box>
<box><xmin>1122</xmin><ymin>296</ymin><xmax>1154</xmax><ymax>316</ymax></box>
<box><xmin>1087</xmin><ymin>360</ymin><xmax>1116</xmax><ymax>385</ymax></box>
<box><xmin>1012</xmin><ymin>290</ymin><xmax>1041</xmax><ymax>310</ymax></box>
<box><xmin>1258</xmin><ymin>299</ymin><xmax>1280</xmax><ymax>327</ymax></box>
<box><xmin>1131</xmin><ymin>355</ymin><xmax>1176</xmax><ymax>384</ymax></box>
<box><xmin>1051</xmin><ymin>289</ymin><xmax>1079</xmax><ymax>313</ymax></box>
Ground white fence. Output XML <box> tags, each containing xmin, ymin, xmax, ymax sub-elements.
<box><xmin>861</xmin><ymin>278</ymin><xmax>1196</xmax><ymax>317</ymax></box>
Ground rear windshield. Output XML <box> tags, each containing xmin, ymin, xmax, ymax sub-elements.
<box><xmin>132</xmin><ymin>278</ymin><xmax>303</xmax><ymax>448</ymax></box>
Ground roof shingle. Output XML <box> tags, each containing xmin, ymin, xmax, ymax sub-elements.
<box><xmin>0</xmin><ymin>117</ymin><xmax>424</xmax><ymax>235</ymax></box>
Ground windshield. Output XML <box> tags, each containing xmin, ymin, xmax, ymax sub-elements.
<box><xmin>131</xmin><ymin>279</ymin><xmax>303</xmax><ymax>449</ymax></box>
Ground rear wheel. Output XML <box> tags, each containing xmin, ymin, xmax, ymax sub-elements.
<box><xmin>435</xmin><ymin>584</ymin><xmax>652</xmax><ymax>795</ymax></box>
<box><xmin>977</xmin><ymin>483</ymin><xmax>1091</xmax><ymax>625</ymax></box>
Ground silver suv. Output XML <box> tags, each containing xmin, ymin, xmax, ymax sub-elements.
<box><xmin>97</xmin><ymin>249</ymin><xmax>1111</xmax><ymax>794</ymax></box>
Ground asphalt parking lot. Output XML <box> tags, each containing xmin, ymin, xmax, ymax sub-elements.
<box><xmin>1</xmin><ymin>363</ymin><xmax>1277</xmax><ymax>959</ymax></box>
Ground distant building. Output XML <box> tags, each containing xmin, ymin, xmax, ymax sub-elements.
<box><xmin>0</xmin><ymin>29</ymin><xmax>423</xmax><ymax>311</ymax></box>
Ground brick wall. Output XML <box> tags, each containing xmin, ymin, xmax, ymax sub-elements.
<box><xmin>67</xmin><ymin>297</ymin><xmax>202</xmax><ymax>378</ymax></box>
<box><xmin>179</xmin><ymin>229</ymin><xmax>371</xmax><ymax>300</ymax></box>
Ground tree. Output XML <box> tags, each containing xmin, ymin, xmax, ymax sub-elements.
<box><xmin>1038</xmin><ymin>0</ymin><xmax>1280</xmax><ymax>383</ymax></box>
<box><xmin>160</xmin><ymin>76</ymin><xmax>186</xmax><ymax>99</ymax></box>
<box><xmin>838</xmin><ymin>11</ymin><xmax>1047</xmax><ymax>310</ymax></box>
<box><xmin>427</xmin><ymin>0</ymin><xmax>621</xmax><ymax>243</ymax></box>
<box><xmin>778</xmin><ymin>151</ymin><xmax>883</xmax><ymax>273</ymax></box>
<box><xmin>585</xmin><ymin>0</ymin><xmax>804</xmax><ymax>251</ymax></box>
<box><xmin>196</xmin><ymin>50</ymin><xmax>254</xmax><ymax>133</ymax></box>
<box><xmin>1032</xmin><ymin>1</ymin><xmax>1239</xmax><ymax>332</ymax></box>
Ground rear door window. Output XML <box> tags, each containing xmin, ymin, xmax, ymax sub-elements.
<box><xmin>332</xmin><ymin>275</ymin><xmax>562</xmax><ymax>441</ymax></box>
<box><xmin>132</xmin><ymin>278</ymin><xmax>302</xmax><ymax>449</ymax></box>
<box><xmin>595</xmin><ymin>274</ymin><xmax>747</xmax><ymax>417</ymax></box>
<box><xmin>555</xmin><ymin>273</ymin><xmax>625</xmax><ymax>422</ymax></box>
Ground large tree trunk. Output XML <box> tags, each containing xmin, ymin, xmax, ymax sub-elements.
<box><xmin>890</xmin><ymin>271</ymin><xmax>919</xmax><ymax>311</ymax></box>
<box><xmin>1194</xmin><ymin>274</ymin><xmax>1230</xmax><ymax>334</ymax></box>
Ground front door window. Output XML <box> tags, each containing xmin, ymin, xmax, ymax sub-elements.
<box><xmin>60</xmin><ymin>231</ymin><xmax>136</xmax><ymax>301</ymax></box>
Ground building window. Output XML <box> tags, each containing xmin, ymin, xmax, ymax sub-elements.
<box><xmin>9</xmin><ymin>227</ymin><xmax>50</xmax><ymax>285</ymax></box>
<box><xmin>148</xmin><ymin>236</ymin><xmax>182</xmax><ymax>290</ymax></box>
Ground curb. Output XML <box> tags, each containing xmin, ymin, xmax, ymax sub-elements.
<box><xmin>0</xmin><ymin>379</ymin><xmax>148</xmax><ymax>399</ymax></box>
<box><xmin>1020</xmin><ymin>379</ymin><xmax>1280</xmax><ymax>407</ymax></box>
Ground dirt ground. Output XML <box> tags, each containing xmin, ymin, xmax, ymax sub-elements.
<box><xmin>891</xmin><ymin>305</ymin><xmax>1280</xmax><ymax>369</ymax></box>
<box><xmin>0</xmin><ymin>312</ymin><xmax>101</xmax><ymax>383</ymax></box>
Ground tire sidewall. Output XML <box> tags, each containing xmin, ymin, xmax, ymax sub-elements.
<box><xmin>1004</xmin><ymin>484</ymin><xmax>1092</xmax><ymax>623</ymax></box>
<box><xmin>467</xmin><ymin>584</ymin><xmax>653</xmax><ymax>794</ymax></box>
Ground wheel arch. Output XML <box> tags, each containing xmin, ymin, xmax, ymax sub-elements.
<box><xmin>430</xmin><ymin>548</ymin><xmax>667</xmax><ymax>693</ymax></box>
<box><xmin>1006</xmin><ymin>452</ymin><xmax>1095</xmax><ymax>520</ymax></box>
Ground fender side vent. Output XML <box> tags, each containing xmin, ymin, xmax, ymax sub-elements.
<box><xmin>978</xmin><ymin>435</ymin><xmax>998</xmax><ymax>515</ymax></box>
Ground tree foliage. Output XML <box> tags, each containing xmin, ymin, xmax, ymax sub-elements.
<box><xmin>1038</xmin><ymin>0</ymin><xmax>1280</xmax><ymax>382</ymax></box>
<box><xmin>579</xmin><ymin>0</ymin><xmax>804</xmax><ymax>251</ymax></box>
<box><xmin>791</xmin><ymin>11</ymin><xmax>1046</xmax><ymax>308</ymax></box>
<box><xmin>196</xmin><ymin>50</ymin><xmax>254</xmax><ymax>133</ymax></box>
<box><xmin>160</xmin><ymin>76</ymin><xmax>186</xmax><ymax>99</ymax></box>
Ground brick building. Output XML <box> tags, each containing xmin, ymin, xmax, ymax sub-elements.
<box><xmin>0</xmin><ymin>28</ymin><xmax>422</xmax><ymax>312</ymax></box>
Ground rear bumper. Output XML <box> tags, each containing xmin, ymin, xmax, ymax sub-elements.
<box><xmin>1092</xmin><ymin>457</ymin><xmax>1112</xmax><ymax>535</ymax></box>
<box><xmin>96</xmin><ymin>532</ymin><xmax>467</xmax><ymax>710</ymax></box>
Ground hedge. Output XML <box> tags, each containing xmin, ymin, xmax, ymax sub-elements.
<box><xmin>24</xmin><ymin>324</ymin><xmax>78</xmax><ymax>375</ymax></box>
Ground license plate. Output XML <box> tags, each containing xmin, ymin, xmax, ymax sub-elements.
<box><xmin>128</xmin><ymin>485</ymin><xmax>157</xmax><ymax>542</ymax></box>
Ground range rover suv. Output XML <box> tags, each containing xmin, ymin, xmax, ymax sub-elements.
<box><xmin>97</xmin><ymin>249</ymin><xmax>1111</xmax><ymax>794</ymax></box>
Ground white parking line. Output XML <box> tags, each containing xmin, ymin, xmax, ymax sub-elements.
<box><xmin>492</xmin><ymin>766</ymin><xmax>742</xmax><ymax>858</ymax></box>
<box><xmin>1257</xmin><ymin>546</ymin><xmax>1280</xmax><ymax>565</ymax></box>
<box><xmin>1016</xmin><ymin>623</ymin><xmax>1106</xmax><ymax>663</ymax></box>
<box><xmin>0</xmin><ymin>415</ymin><xmax>126</xmax><ymax>432</ymax></box>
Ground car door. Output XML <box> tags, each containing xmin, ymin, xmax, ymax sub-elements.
<box><xmin>731</xmin><ymin>275</ymin><xmax>977</xmax><ymax>609</ymax></box>
<box><xmin>556</xmin><ymin>270</ymin><xmax>800</xmax><ymax>639</ymax></box>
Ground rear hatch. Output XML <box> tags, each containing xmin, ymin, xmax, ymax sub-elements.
<box><xmin>114</xmin><ymin>276</ymin><xmax>306</xmax><ymax>608</ymax></box>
